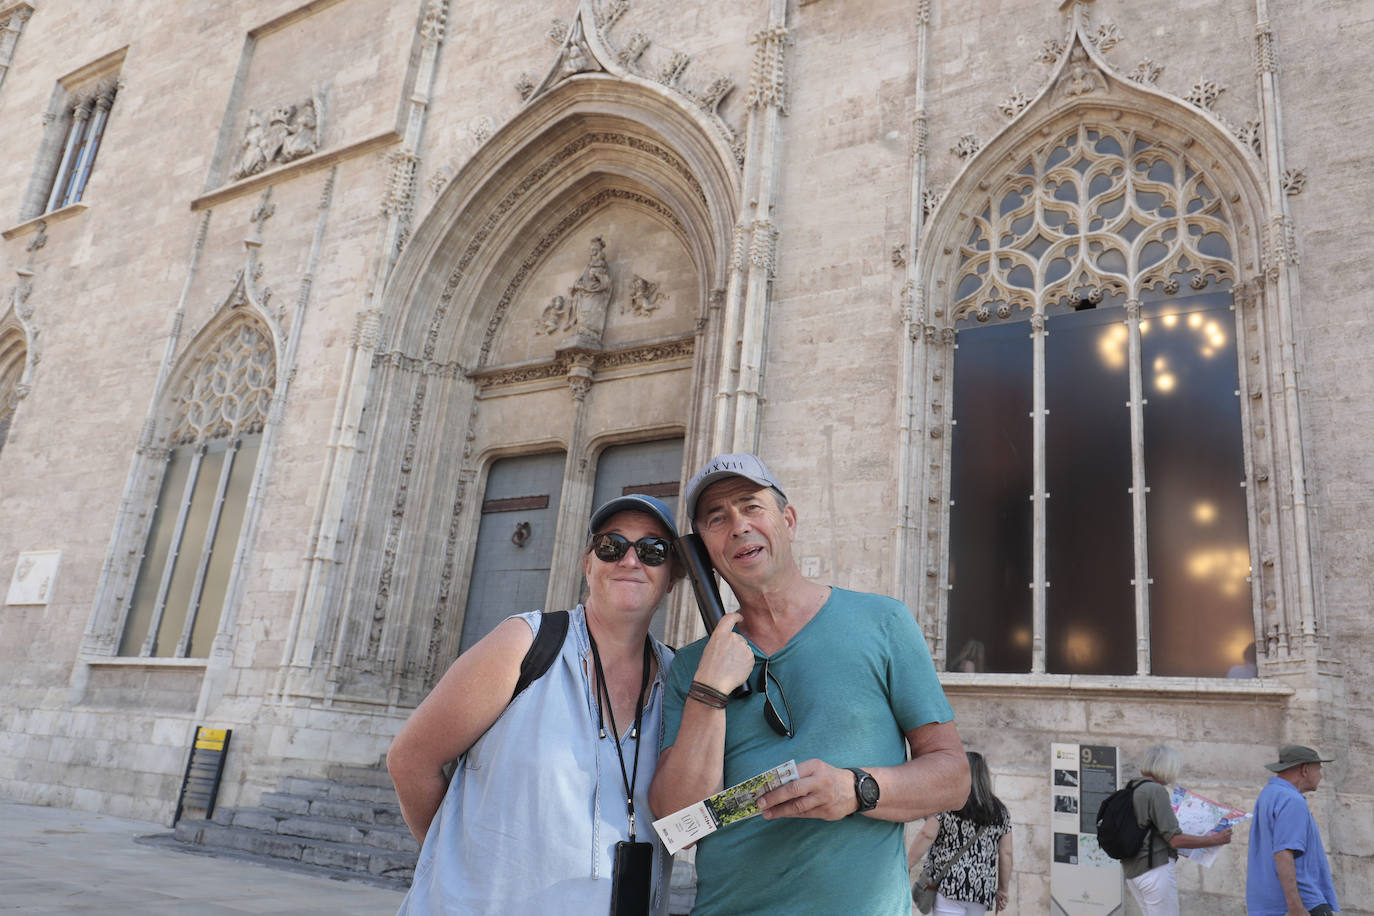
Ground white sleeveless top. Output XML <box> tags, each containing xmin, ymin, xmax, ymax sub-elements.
<box><xmin>397</xmin><ymin>605</ymin><xmax>674</xmax><ymax>915</ymax></box>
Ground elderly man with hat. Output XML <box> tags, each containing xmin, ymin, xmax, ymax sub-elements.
<box><xmin>1246</xmin><ymin>744</ymin><xmax>1340</xmax><ymax>916</ymax></box>
<box><xmin>648</xmin><ymin>453</ymin><xmax>969</xmax><ymax>915</ymax></box>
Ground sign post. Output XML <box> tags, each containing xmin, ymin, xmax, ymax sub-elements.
<box><xmin>1050</xmin><ymin>742</ymin><xmax>1124</xmax><ymax>915</ymax></box>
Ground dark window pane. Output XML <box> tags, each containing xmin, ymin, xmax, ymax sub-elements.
<box><xmin>1045</xmin><ymin>306</ymin><xmax>1134</xmax><ymax>675</ymax></box>
<box><xmin>120</xmin><ymin>445</ymin><xmax>194</xmax><ymax>656</ymax></box>
<box><xmin>155</xmin><ymin>442</ymin><xmax>227</xmax><ymax>657</ymax></box>
<box><xmin>947</xmin><ymin>318</ymin><xmax>1033</xmax><ymax>673</ymax></box>
<box><xmin>190</xmin><ymin>436</ymin><xmax>261</xmax><ymax>658</ymax></box>
<box><xmin>1140</xmin><ymin>290</ymin><xmax>1252</xmax><ymax>676</ymax></box>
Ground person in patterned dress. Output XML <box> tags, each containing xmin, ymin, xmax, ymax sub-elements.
<box><xmin>909</xmin><ymin>751</ymin><xmax>1013</xmax><ymax>914</ymax></box>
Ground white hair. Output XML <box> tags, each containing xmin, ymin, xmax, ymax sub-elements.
<box><xmin>1140</xmin><ymin>744</ymin><xmax>1182</xmax><ymax>786</ymax></box>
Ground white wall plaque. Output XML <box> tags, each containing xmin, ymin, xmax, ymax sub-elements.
<box><xmin>7</xmin><ymin>550</ymin><xmax>61</xmax><ymax>605</ymax></box>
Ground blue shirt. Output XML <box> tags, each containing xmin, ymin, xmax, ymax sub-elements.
<box><xmin>662</xmin><ymin>588</ymin><xmax>955</xmax><ymax>915</ymax></box>
<box><xmin>1246</xmin><ymin>776</ymin><xmax>1339</xmax><ymax>914</ymax></box>
<box><xmin>399</xmin><ymin>607</ymin><xmax>674</xmax><ymax>915</ymax></box>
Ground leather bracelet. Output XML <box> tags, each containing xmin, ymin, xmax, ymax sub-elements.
<box><xmin>687</xmin><ymin>681</ymin><xmax>729</xmax><ymax>709</ymax></box>
<box><xmin>689</xmin><ymin>680</ymin><xmax>730</xmax><ymax>704</ymax></box>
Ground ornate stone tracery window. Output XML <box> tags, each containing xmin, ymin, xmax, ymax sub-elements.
<box><xmin>118</xmin><ymin>316</ymin><xmax>276</xmax><ymax>658</ymax></box>
<box><xmin>944</xmin><ymin>123</ymin><xmax>1253</xmax><ymax>678</ymax></box>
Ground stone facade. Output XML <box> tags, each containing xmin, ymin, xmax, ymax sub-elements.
<box><xmin>0</xmin><ymin>0</ymin><xmax>1370</xmax><ymax>912</ymax></box>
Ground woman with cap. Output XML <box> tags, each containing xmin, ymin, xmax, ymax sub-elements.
<box><xmin>388</xmin><ymin>493</ymin><xmax>683</xmax><ymax>915</ymax></box>
<box><xmin>1121</xmin><ymin>744</ymin><xmax>1233</xmax><ymax>916</ymax></box>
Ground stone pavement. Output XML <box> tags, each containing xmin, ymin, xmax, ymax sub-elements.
<box><xmin>0</xmin><ymin>800</ymin><xmax>407</xmax><ymax>914</ymax></box>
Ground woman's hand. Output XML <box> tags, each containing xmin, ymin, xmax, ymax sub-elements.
<box><xmin>995</xmin><ymin>888</ymin><xmax>1010</xmax><ymax>912</ymax></box>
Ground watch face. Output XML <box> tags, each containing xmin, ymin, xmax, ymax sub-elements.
<box><xmin>852</xmin><ymin>768</ymin><xmax>879</xmax><ymax>810</ymax></box>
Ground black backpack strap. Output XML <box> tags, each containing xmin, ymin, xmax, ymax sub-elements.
<box><xmin>511</xmin><ymin>610</ymin><xmax>569</xmax><ymax>701</ymax></box>
<box><xmin>1127</xmin><ymin>778</ymin><xmax>1158</xmax><ymax>868</ymax></box>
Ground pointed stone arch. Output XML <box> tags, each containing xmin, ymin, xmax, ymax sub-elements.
<box><xmin>312</xmin><ymin>72</ymin><xmax>739</xmax><ymax>704</ymax></box>
<box><xmin>904</xmin><ymin>14</ymin><xmax>1305</xmax><ymax>675</ymax></box>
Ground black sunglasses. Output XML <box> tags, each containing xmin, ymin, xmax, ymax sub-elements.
<box><xmin>591</xmin><ymin>532</ymin><xmax>672</xmax><ymax>567</ymax></box>
<box><xmin>757</xmin><ymin>656</ymin><xmax>794</xmax><ymax>738</ymax></box>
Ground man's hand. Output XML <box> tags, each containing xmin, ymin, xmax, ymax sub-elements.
<box><xmin>693</xmin><ymin>612</ymin><xmax>755</xmax><ymax>694</ymax></box>
<box><xmin>756</xmin><ymin>759</ymin><xmax>857</xmax><ymax>821</ymax></box>
<box><xmin>1211</xmin><ymin>827</ymin><xmax>1233</xmax><ymax>846</ymax></box>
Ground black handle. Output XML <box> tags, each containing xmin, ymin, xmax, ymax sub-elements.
<box><xmin>675</xmin><ymin>533</ymin><xmax>751</xmax><ymax>698</ymax></box>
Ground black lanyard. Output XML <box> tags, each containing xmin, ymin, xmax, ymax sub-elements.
<box><xmin>588</xmin><ymin>631</ymin><xmax>652</xmax><ymax>841</ymax></box>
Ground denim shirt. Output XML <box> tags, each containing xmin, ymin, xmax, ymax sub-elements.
<box><xmin>398</xmin><ymin>605</ymin><xmax>673</xmax><ymax>915</ymax></box>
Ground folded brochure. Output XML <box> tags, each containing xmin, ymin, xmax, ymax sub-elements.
<box><xmin>652</xmin><ymin>759</ymin><xmax>799</xmax><ymax>855</ymax></box>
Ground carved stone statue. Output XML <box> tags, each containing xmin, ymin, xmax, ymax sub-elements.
<box><xmin>231</xmin><ymin>110</ymin><xmax>268</xmax><ymax>179</ymax></box>
<box><xmin>281</xmin><ymin>100</ymin><xmax>319</xmax><ymax>162</ymax></box>
<box><xmin>568</xmin><ymin>237</ymin><xmax>613</xmax><ymax>346</ymax></box>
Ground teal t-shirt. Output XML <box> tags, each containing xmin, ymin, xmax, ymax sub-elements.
<box><xmin>661</xmin><ymin>588</ymin><xmax>955</xmax><ymax>915</ymax></box>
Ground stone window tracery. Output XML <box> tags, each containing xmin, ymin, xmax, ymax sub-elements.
<box><xmin>943</xmin><ymin>123</ymin><xmax>1253</xmax><ymax>679</ymax></box>
<box><xmin>119</xmin><ymin>316</ymin><xmax>276</xmax><ymax>658</ymax></box>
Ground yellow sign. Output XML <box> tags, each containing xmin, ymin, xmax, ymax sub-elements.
<box><xmin>194</xmin><ymin>728</ymin><xmax>228</xmax><ymax>750</ymax></box>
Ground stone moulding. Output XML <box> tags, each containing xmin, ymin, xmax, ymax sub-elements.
<box><xmin>2</xmin><ymin>201</ymin><xmax>87</xmax><ymax>242</ymax></box>
<box><xmin>467</xmin><ymin>333</ymin><xmax>695</xmax><ymax>393</ymax></box>
<box><xmin>191</xmin><ymin>130</ymin><xmax>400</xmax><ymax>211</ymax></box>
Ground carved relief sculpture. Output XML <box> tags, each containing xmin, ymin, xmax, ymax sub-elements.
<box><xmin>538</xmin><ymin>295</ymin><xmax>573</xmax><ymax>335</ymax></box>
<box><xmin>280</xmin><ymin>99</ymin><xmax>318</xmax><ymax>162</ymax></box>
<box><xmin>626</xmin><ymin>275</ymin><xmax>665</xmax><ymax>316</ymax></box>
<box><xmin>230</xmin><ymin>98</ymin><xmax>321</xmax><ymax>181</ymax></box>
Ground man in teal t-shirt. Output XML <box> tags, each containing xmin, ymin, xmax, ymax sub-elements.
<box><xmin>648</xmin><ymin>454</ymin><xmax>970</xmax><ymax>915</ymax></box>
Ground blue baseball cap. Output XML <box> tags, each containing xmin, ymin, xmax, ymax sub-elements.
<box><xmin>588</xmin><ymin>493</ymin><xmax>678</xmax><ymax>539</ymax></box>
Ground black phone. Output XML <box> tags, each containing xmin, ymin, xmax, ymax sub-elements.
<box><xmin>610</xmin><ymin>840</ymin><xmax>653</xmax><ymax>916</ymax></box>
<box><xmin>674</xmin><ymin>533</ymin><xmax>751</xmax><ymax>698</ymax></box>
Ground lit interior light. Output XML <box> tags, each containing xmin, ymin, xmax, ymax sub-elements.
<box><xmin>1185</xmin><ymin>546</ymin><xmax>1251</xmax><ymax>597</ymax></box>
<box><xmin>1011</xmin><ymin>627</ymin><xmax>1032</xmax><ymax>649</ymax></box>
<box><xmin>1193</xmin><ymin>501</ymin><xmax>1217</xmax><ymax>524</ymax></box>
<box><xmin>1153</xmin><ymin>356</ymin><xmax>1168</xmax><ymax>371</ymax></box>
<box><xmin>1098</xmin><ymin>327</ymin><xmax>1127</xmax><ymax>369</ymax></box>
<box><xmin>1139</xmin><ymin>320</ymin><xmax>1150</xmax><ymax>334</ymax></box>
<box><xmin>1188</xmin><ymin>313</ymin><xmax>1203</xmax><ymax>328</ymax></box>
<box><xmin>1063</xmin><ymin>627</ymin><xmax>1101</xmax><ymax>667</ymax></box>
<box><xmin>1201</xmin><ymin>348</ymin><xmax>1214</xmax><ymax>357</ymax></box>
<box><xmin>1162</xmin><ymin>314</ymin><xmax>1179</xmax><ymax>327</ymax></box>
<box><xmin>1155</xmin><ymin>372</ymin><xmax>1176</xmax><ymax>392</ymax></box>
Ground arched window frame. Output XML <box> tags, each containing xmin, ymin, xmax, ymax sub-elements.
<box><xmin>82</xmin><ymin>245</ymin><xmax>288</xmax><ymax>665</ymax></box>
<box><xmin>902</xmin><ymin>20</ymin><xmax>1311</xmax><ymax>680</ymax></box>
<box><xmin>113</xmin><ymin>312</ymin><xmax>278</xmax><ymax>659</ymax></box>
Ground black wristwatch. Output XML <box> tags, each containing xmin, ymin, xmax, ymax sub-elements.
<box><xmin>847</xmin><ymin>767</ymin><xmax>880</xmax><ymax>813</ymax></box>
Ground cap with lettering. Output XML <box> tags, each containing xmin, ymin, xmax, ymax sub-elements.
<box><xmin>683</xmin><ymin>453</ymin><xmax>786</xmax><ymax>528</ymax></box>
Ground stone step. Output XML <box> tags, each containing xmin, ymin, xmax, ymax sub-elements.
<box><xmin>278</xmin><ymin>775</ymin><xmax>401</xmax><ymax>806</ymax></box>
<box><xmin>174</xmin><ymin>818</ymin><xmax>416</xmax><ymax>885</ymax></box>
<box><xmin>172</xmin><ymin>765</ymin><xmax>418</xmax><ymax>889</ymax></box>
<box><xmin>328</xmin><ymin>762</ymin><xmax>397</xmax><ymax>789</ymax></box>
<box><xmin>219</xmin><ymin>806</ymin><xmax>418</xmax><ymax>851</ymax></box>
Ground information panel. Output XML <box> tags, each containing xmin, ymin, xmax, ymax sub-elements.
<box><xmin>1050</xmin><ymin>743</ymin><xmax>1123</xmax><ymax>916</ymax></box>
